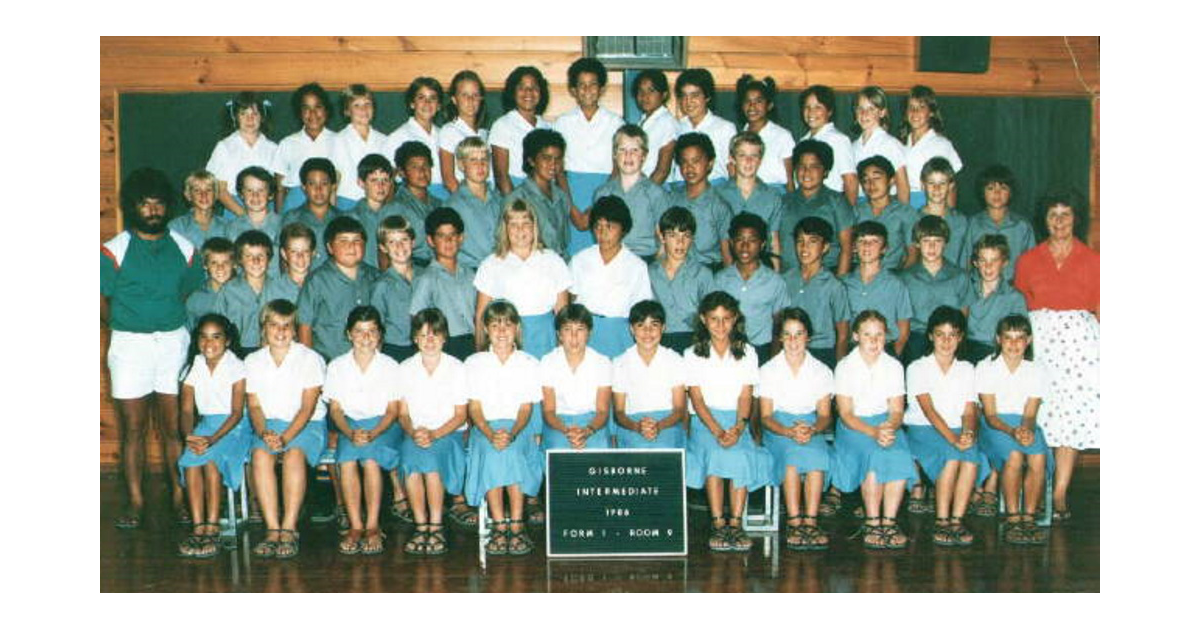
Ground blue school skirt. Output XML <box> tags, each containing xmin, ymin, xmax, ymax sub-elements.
<box><xmin>250</xmin><ymin>418</ymin><xmax>328</xmax><ymax>467</ymax></box>
<box><xmin>616</xmin><ymin>409</ymin><xmax>685</xmax><ymax>449</ymax></box>
<box><xmin>763</xmin><ymin>411</ymin><xmax>831</xmax><ymax>489</ymax></box>
<box><xmin>685</xmin><ymin>408</ymin><xmax>773</xmax><ymax>491</ymax></box>
<box><xmin>830</xmin><ymin>412</ymin><xmax>916</xmax><ymax>492</ymax></box>
<box><xmin>464</xmin><ymin>419</ymin><xmax>537</xmax><ymax>506</ymax></box>
<box><xmin>566</xmin><ymin>171</ymin><xmax>606</xmax><ymax>256</ymax></box>
<box><xmin>521</xmin><ymin>312</ymin><xmax>556</xmax><ymax>360</ymax></box>
<box><xmin>589</xmin><ymin>315</ymin><xmax>634</xmax><ymax>359</ymax></box>
<box><xmin>979</xmin><ymin>413</ymin><xmax>1055</xmax><ymax>475</ymax></box>
<box><xmin>905</xmin><ymin>425</ymin><xmax>990</xmax><ymax>486</ymax></box>
<box><xmin>335</xmin><ymin>415</ymin><xmax>402</xmax><ymax>470</ymax></box>
<box><xmin>542</xmin><ymin>410</ymin><xmax>611</xmax><ymax>451</ymax></box>
<box><xmin>177</xmin><ymin>414</ymin><xmax>252</xmax><ymax>490</ymax></box>
<box><xmin>400</xmin><ymin>432</ymin><xmax>467</xmax><ymax>496</ymax></box>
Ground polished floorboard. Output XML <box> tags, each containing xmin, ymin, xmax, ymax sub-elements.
<box><xmin>100</xmin><ymin>467</ymin><xmax>1099</xmax><ymax>592</ymax></box>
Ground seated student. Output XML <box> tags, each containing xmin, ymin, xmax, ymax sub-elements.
<box><xmin>684</xmin><ymin>291</ymin><xmax>772</xmax><ymax>553</ymax></box>
<box><xmin>900</xmin><ymin>214</ymin><xmax>971</xmax><ymax>365</ymax></box>
<box><xmin>410</xmin><ymin>207</ymin><xmax>477</xmax><ymax>360</ymax></box>
<box><xmin>246</xmin><ymin>299</ymin><xmax>328</xmax><ymax>559</ymax></box>
<box><xmin>176</xmin><ymin>313</ymin><xmax>251</xmax><ymax>559</ymax></box>
<box><xmin>385</xmin><ymin>77</ymin><xmax>447</xmax><ymax>199</ymax></box>
<box><xmin>612</xmin><ymin>300</ymin><xmax>687</xmax><ymax>448</ymax></box>
<box><xmin>473</xmin><ymin>198</ymin><xmax>571</xmax><ymax>360</ymax></box>
<box><xmin>735</xmin><ymin>74</ymin><xmax>795</xmax><ymax>192</ymax></box>
<box><xmin>959</xmin><ymin>164</ymin><xmax>1036</xmax><ymax>278</ymax></box>
<box><xmin>215</xmin><ymin>230</ymin><xmax>273</xmax><ymax>352</ymax></box>
<box><xmin>464</xmin><ymin>300</ymin><xmax>542</xmax><ymax>556</ymax></box>
<box><xmin>186</xmin><ymin>237</ymin><xmax>236</xmax><ymax>332</ymax></box>
<box><xmin>850</xmin><ymin>86</ymin><xmax>910</xmax><ymax>205</ymax></box>
<box><xmin>631</xmin><ymin>69</ymin><xmax>677</xmax><ymax>185</ymax></box>
<box><xmin>206</xmin><ymin>91</ymin><xmax>279</xmax><ymax>216</ymax></box>
<box><xmin>568</xmin><ymin>196</ymin><xmax>654</xmax><ymax>358</ymax></box>
<box><xmin>592</xmin><ymin>124</ymin><xmax>670</xmax><ymax>260</ymax></box>
<box><xmin>342</xmin><ymin>153</ymin><xmax>401</xmax><ymax>270</ymax></box>
<box><xmin>918</xmin><ymin>157</ymin><xmax>969</xmax><ymax>267</ymax></box>
<box><xmin>370</xmin><ymin>215</ymin><xmax>423</xmax><ymax>364</ymax></box>
<box><xmin>963</xmin><ymin>234</ymin><xmax>1028</xmax><ymax>364</ymax></box>
<box><xmin>665</xmin><ymin>133</ymin><xmax>735</xmax><ymax>269</ymax></box>
<box><xmin>842</xmin><ymin>221</ymin><xmax>914</xmax><ymax>358</ymax></box>
<box><xmin>391</xmin><ymin>140</ymin><xmax>442</xmax><ymax>266</ymax></box>
<box><xmin>714</xmin><ymin>212</ymin><xmax>789</xmax><ymax>362</ymax></box>
<box><xmin>397</xmin><ymin>308</ymin><xmax>470</xmax><ymax>555</ymax></box>
<box><xmin>171</xmin><ymin>170</ymin><xmax>230</xmax><ymax>251</ymax></box>
<box><xmin>280</xmin><ymin>157</ymin><xmax>341</xmax><ymax>270</ymax></box>
<box><xmin>798</xmin><ymin>85</ymin><xmax>858</xmax><ymax>207</ymax></box>
<box><xmin>438</xmin><ymin>70</ymin><xmax>490</xmax><ymax>194</ymax></box>
<box><xmin>224</xmin><ymin>166</ymin><xmax>283</xmax><ymax>272</ymax></box>
<box><xmin>674</xmin><ymin>68</ymin><xmax>737</xmax><ymax>186</ymax></box>
<box><xmin>975</xmin><ymin>314</ymin><xmax>1052</xmax><ymax>545</ymax></box>
<box><xmin>325</xmin><ymin>306</ymin><xmax>403</xmax><ymax>556</ymax></box>
<box><xmin>263</xmin><ymin>222</ymin><xmax>315</xmax><ymax>305</ymax></box>
<box><xmin>539</xmin><ymin>304</ymin><xmax>614</xmax><ymax>450</ymax></box>
<box><xmin>553</xmin><ymin>57</ymin><xmax>625</xmax><ymax>256</ymax></box>
<box><xmin>854</xmin><ymin>155</ymin><xmax>920</xmax><ymax>271</ymax></box>
<box><xmin>273</xmin><ymin>83</ymin><xmax>336</xmax><ymax>212</ymax></box>
<box><xmin>445</xmin><ymin>137</ymin><xmax>504</xmax><ymax>270</ymax></box>
<box><xmin>490</xmin><ymin>66</ymin><xmax>551</xmax><ymax>195</ymax></box>
<box><xmin>297</xmin><ymin>216</ymin><xmax>381</xmax><ymax>362</ymax></box>
<box><xmin>781</xmin><ymin>217</ymin><xmax>850</xmax><ymax>369</ymax></box>
<box><xmin>648</xmin><ymin>207</ymin><xmax>714</xmax><ymax>354</ymax></box>
<box><xmin>758</xmin><ymin>307</ymin><xmax>835</xmax><ymax>551</ymax></box>
<box><xmin>507</xmin><ymin>128</ymin><xmax>571</xmax><ymax>259</ymax></box>
<box><xmin>831</xmin><ymin>310</ymin><xmax>915</xmax><ymax>550</ymax></box>
<box><xmin>715</xmin><ymin>132</ymin><xmax>784</xmax><ymax>266</ymax></box>
<box><xmin>330</xmin><ymin>83</ymin><xmax>388</xmax><ymax>208</ymax></box>
<box><xmin>780</xmin><ymin>139</ymin><xmax>855</xmax><ymax>276</ymax></box>
<box><xmin>903</xmin><ymin>306</ymin><xmax>988</xmax><ymax>547</ymax></box>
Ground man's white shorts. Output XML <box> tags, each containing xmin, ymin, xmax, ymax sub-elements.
<box><xmin>107</xmin><ymin>327</ymin><xmax>190</xmax><ymax>399</ymax></box>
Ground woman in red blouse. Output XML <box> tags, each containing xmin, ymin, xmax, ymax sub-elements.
<box><xmin>1013</xmin><ymin>188</ymin><xmax>1099</xmax><ymax>522</ymax></box>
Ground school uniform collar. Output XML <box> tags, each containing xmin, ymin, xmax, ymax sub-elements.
<box><xmin>679</xmin><ymin>110</ymin><xmax>715</xmax><ymax>132</ymax></box>
<box><xmin>642</xmin><ymin>105</ymin><xmax>670</xmax><ymax>127</ymax></box>
<box><xmin>428</xmin><ymin>257</ymin><xmax>468</xmax><ymax>278</ymax></box>
<box><xmin>906</xmin><ymin>128</ymin><xmax>941</xmax><ymax>148</ymax></box>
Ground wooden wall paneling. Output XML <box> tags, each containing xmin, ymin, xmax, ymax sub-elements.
<box><xmin>101</xmin><ymin>36</ymin><xmax>583</xmax><ymax>56</ymax></box>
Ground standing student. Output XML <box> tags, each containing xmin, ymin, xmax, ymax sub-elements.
<box><xmin>665</xmin><ymin>133</ymin><xmax>735</xmax><ymax>268</ymax></box>
<box><xmin>736</xmin><ymin>74</ymin><xmax>794</xmax><ymax>191</ymax></box>
<box><xmin>758</xmin><ymin>308</ymin><xmax>835</xmax><ymax>551</ymax></box>
<box><xmin>206</xmin><ymin>91</ymin><xmax>279</xmax><ymax>216</ymax></box>
<box><xmin>917</xmin><ymin>157</ymin><xmax>969</xmax><ymax>266</ymax></box>
<box><xmin>714</xmin><ymin>212</ymin><xmax>789</xmax><ymax>361</ymax></box>
<box><xmin>341</xmin><ymin>153</ymin><xmax>397</xmax><ymax>269</ymax></box>
<box><xmin>176</xmin><ymin>314</ymin><xmax>251</xmax><ymax>558</ymax></box>
<box><xmin>850</xmin><ymin>86</ymin><xmax>910</xmax><ymax>205</ymax></box>
<box><xmin>331</xmin><ymin>84</ymin><xmax>388</xmax><ymax>208</ymax></box>
<box><xmin>280</xmin><ymin>157</ymin><xmax>341</xmax><ymax>269</ymax></box>
<box><xmin>438</xmin><ymin>70</ymin><xmax>489</xmax><ymax>194</ymax></box>
<box><xmin>612</xmin><ymin>300</ymin><xmax>687</xmax><ymax>448</ymax></box>
<box><xmin>185</xmin><ymin>237</ymin><xmax>236</xmax><ymax>332</ymax></box>
<box><xmin>490</xmin><ymin>66</ymin><xmax>551</xmax><ymax>195</ymax></box>
<box><xmin>781</xmin><ymin>217</ymin><xmax>850</xmax><ymax>369</ymax></box>
<box><xmin>224</xmin><ymin>166</ymin><xmax>283</xmax><ymax>272</ymax></box>
<box><xmin>842</xmin><ymin>221</ymin><xmax>914</xmax><ymax>359</ymax></box>
<box><xmin>716</xmin><ymin>132</ymin><xmax>784</xmax><ymax>267</ymax></box>
<box><xmin>899</xmin><ymin>86</ymin><xmax>963</xmax><ymax>210</ymax></box>
<box><xmin>648</xmin><ymin>207</ymin><xmax>714</xmax><ymax>353</ymax></box>
<box><xmin>900</xmin><ymin>214</ymin><xmax>971</xmax><ymax>365</ymax></box>
<box><xmin>779</xmin><ymin>139</ymin><xmax>855</xmax><ymax>276</ymax></box>
<box><xmin>632</xmin><ymin>69</ymin><xmax>677</xmax><ymax>184</ymax></box>
<box><xmin>832</xmin><ymin>310</ymin><xmax>914</xmax><ymax>550</ymax></box>
<box><xmin>370</xmin><ymin>215</ymin><xmax>423</xmax><ymax>364</ymax></box>
<box><xmin>674</xmin><ymin>68</ymin><xmax>736</xmax><ymax>186</ymax></box>
<box><xmin>274</xmin><ymin>83</ymin><xmax>336</xmax><ymax>212</ymax></box>
<box><xmin>959</xmin><ymin>165</ymin><xmax>1036</xmax><ymax>278</ymax></box>
<box><xmin>391</xmin><ymin>141</ymin><xmax>443</xmax><ymax>266</ymax></box>
<box><xmin>264</xmin><ymin>222</ymin><xmax>315</xmax><ymax>305</ymax></box>
<box><xmin>296</xmin><ymin>216</ymin><xmax>381</xmax><ymax>361</ymax></box>
<box><xmin>171</xmin><ymin>170</ymin><xmax>229</xmax><ymax>251</ymax></box>
<box><xmin>446</xmin><ymin>137</ymin><xmax>504</xmax><ymax>269</ymax></box>
<box><xmin>410</xmin><ymin>208</ymin><xmax>477</xmax><ymax>360</ymax></box>
<box><xmin>684</xmin><ymin>291</ymin><xmax>772</xmax><ymax>552</ymax></box>
<box><xmin>385</xmin><ymin>77</ymin><xmax>447</xmax><ymax>199</ymax></box>
<box><xmin>964</xmin><ymin>234</ymin><xmax>1028</xmax><ymax>364</ymax></box>
<box><xmin>591</xmin><ymin>124</ymin><xmax>670</xmax><ymax>259</ymax></box>
<box><xmin>507</xmin><ymin>128</ymin><xmax>571</xmax><ymax>259</ymax></box>
<box><xmin>215</xmin><ymin>230</ymin><xmax>273</xmax><ymax>351</ymax></box>
<box><xmin>798</xmin><ymin>85</ymin><xmax>857</xmax><ymax>207</ymax></box>
<box><xmin>540</xmin><ymin>304</ymin><xmax>614</xmax><ymax>450</ymax></box>
<box><xmin>854</xmin><ymin>155</ymin><xmax>920</xmax><ymax>271</ymax></box>
<box><xmin>464</xmin><ymin>300</ymin><xmax>542</xmax><ymax>555</ymax></box>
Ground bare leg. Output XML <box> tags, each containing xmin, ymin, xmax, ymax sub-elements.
<box><xmin>280</xmin><ymin>449</ymin><xmax>307</xmax><ymax>532</ymax></box>
<box><xmin>952</xmin><ymin>463</ymin><xmax>977</xmax><ymax>519</ymax></box>
<box><xmin>116</xmin><ymin>397</ymin><xmax>150</xmax><ymax>517</ymax></box>
<box><xmin>782</xmin><ymin>466</ymin><xmax>801</xmax><ymax>517</ymax></box>
<box><xmin>154</xmin><ymin>393</ymin><xmax>184</xmax><ymax>508</ymax></box>
<box><xmin>1024</xmin><ymin>454</ymin><xmax>1047</xmax><ymax>516</ymax></box>
<box><xmin>426</xmin><ymin>473</ymin><xmax>446</xmax><ymax>525</ymax></box>
<box><xmin>202</xmin><ymin>462</ymin><xmax>222</xmax><ymax>526</ymax></box>
<box><xmin>507</xmin><ymin>484</ymin><xmax>525</xmax><ymax>522</ymax></box>
<box><xmin>1000</xmin><ymin>451</ymin><xmax>1025</xmax><ymax>515</ymax></box>
<box><xmin>705</xmin><ymin>476</ymin><xmax>726</xmax><ymax>519</ymax></box>
<box><xmin>1052</xmin><ymin>446</ymin><xmax>1078</xmax><ymax>513</ymax></box>
<box><xmin>404</xmin><ymin>472</ymin><xmax>428</xmax><ymax>526</ymax></box>
<box><xmin>390</xmin><ymin>469</ymin><xmax>408</xmax><ymax>506</ymax></box>
<box><xmin>185</xmin><ymin>466</ymin><xmax>205</xmax><ymax>526</ymax></box>
<box><xmin>803</xmin><ymin>472</ymin><xmax>824</xmax><ymax>518</ymax></box>
<box><xmin>861</xmin><ymin>472</ymin><xmax>882</xmax><ymax>519</ymax></box>
<box><xmin>881</xmin><ymin>480</ymin><xmax>906</xmax><ymax>519</ymax></box>
<box><xmin>934</xmin><ymin>461</ymin><xmax>959</xmax><ymax>520</ymax></box>
<box><xmin>339</xmin><ymin>461</ymin><xmax>363</xmax><ymax>530</ymax></box>
<box><xmin>728</xmin><ymin>483</ymin><xmax>748</xmax><ymax>521</ymax></box>
<box><xmin>252</xmin><ymin>449</ymin><xmax>281</xmax><ymax>533</ymax></box>
<box><xmin>362</xmin><ymin>461</ymin><xmax>383</xmax><ymax>531</ymax></box>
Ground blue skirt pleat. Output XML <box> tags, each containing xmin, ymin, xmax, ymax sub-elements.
<box><xmin>979</xmin><ymin>413</ymin><xmax>1056</xmax><ymax>475</ymax></box>
<box><xmin>830</xmin><ymin>412</ymin><xmax>917</xmax><ymax>492</ymax></box>
<box><xmin>566</xmin><ymin>171</ymin><xmax>606</xmax><ymax>256</ymax></box>
<box><xmin>589</xmin><ymin>315</ymin><xmax>634</xmax><ymax>359</ymax></box>
<box><xmin>762</xmin><ymin>411</ymin><xmax>831</xmax><ymax>489</ymax></box>
<box><xmin>400</xmin><ymin>432</ymin><xmax>467</xmax><ymax>496</ymax></box>
<box><xmin>178</xmin><ymin>414</ymin><xmax>252</xmax><ymax>490</ymax></box>
<box><xmin>250</xmin><ymin>418</ymin><xmax>328</xmax><ymax>467</ymax></box>
<box><xmin>685</xmin><ymin>408</ymin><xmax>773</xmax><ymax>491</ymax></box>
<box><xmin>616</xmin><ymin>409</ymin><xmax>684</xmax><ymax>449</ymax></box>
<box><xmin>521</xmin><ymin>312</ymin><xmax>556</xmax><ymax>360</ymax></box>
<box><xmin>905</xmin><ymin>424</ymin><xmax>990</xmax><ymax>486</ymax></box>
<box><xmin>464</xmin><ymin>419</ymin><xmax>536</xmax><ymax>506</ymax></box>
<box><xmin>335</xmin><ymin>415</ymin><xmax>402</xmax><ymax>470</ymax></box>
<box><xmin>542</xmin><ymin>410</ymin><xmax>611</xmax><ymax>451</ymax></box>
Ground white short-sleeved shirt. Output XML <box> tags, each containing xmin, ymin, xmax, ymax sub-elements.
<box><xmin>568</xmin><ymin>245</ymin><xmax>654</xmax><ymax>318</ymax></box>
<box><xmin>834</xmin><ymin>349</ymin><xmax>905</xmax><ymax>417</ymax></box>
<box><xmin>755</xmin><ymin>351</ymin><xmax>834</xmax><ymax>416</ymax></box>
<box><xmin>398</xmin><ymin>353</ymin><xmax>469</xmax><ymax>431</ymax></box>
<box><xmin>974</xmin><ymin>356</ymin><xmax>1047</xmax><ymax>415</ymax></box>
<box><xmin>206</xmin><ymin>131</ymin><xmax>280</xmax><ymax>196</ymax></box>
<box><xmin>553</xmin><ymin>106</ymin><xmax>624</xmax><ymax>174</ymax></box>
<box><xmin>272</xmin><ymin>128</ymin><xmax>335</xmax><ymax>188</ymax></box>
<box><xmin>183</xmin><ymin>352</ymin><xmax>247</xmax><ymax>416</ymax></box>
<box><xmin>331</xmin><ymin>125</ymin><xmax>389</xmax><ymax>200</ymax></box>
<box><xmin>903</xmin><ymin>355</ymin><xmax>976</xmax><ymax>428</ymax></box>
<box><xmin>465</xmin><ymin>349</ymin><xmax>541</xmax><ymax>420</ymax></box>
<box><xmin>904</xmin><ymin>130</ymin><xmax>963</xmax><ymax>192</ymax></box>
<box><xmin>748</xmin><ymin>120</ymin><xmax>796</xmax><ymax>187</ymax></box>
<box><xmin>385</xmin><ymin>118</ymin><xmax>443</xmax><ymax>186</ymax></box>
<box><xmin>473</xmin><ymin>249</ymin><xmax>571</xmax><ymax>316</ymax></box>
<box><xmin>852</xmin><ymin>128</ymin><xmax>907</xmax><ymax>195</ymax></box>
<box><xmin>800</xmin><ymin>123</ymin><xmax>854</xmax><ymax>191</ymax></box>
<box><xmin>684</xmin><ymin>344</ymin><xmax>759</xmax><ymax>412</ymax></box>
<box><xmin>488</xmin><ymin>110</ymin><xmax>550</xmax><ymax>179</ymax></box>
<box><xmin>539</xmin><ymin>347</ymin><xmax>612</xmax><ymax>415</ymax></box>
<box><xmin>677</xmin><ymin>111</ymin><xmax>737</xmax><ymax>182</ymax></box>
<box><xmin>245</xmin><ymin>343</ymin><xmax>327</xmax><ymax>422</ymax></box>
<box><xmin>640</xmin><ymin>106</ymin><xmax>679</xmax><ymax>180</ymax></box>
<box><xmin>612</xmin><ymin>345</ymin><xmax>686</xmax><ymax>415</ymax></box>
<box><xmin>322</xmin><ymin>351</ymin><xmax>401</xmax><ymax>420</ymax></box>
<box><xmin>438</xmin><ymin>117</ymin><xmax>489</xmax><ymax>154</ymax></box>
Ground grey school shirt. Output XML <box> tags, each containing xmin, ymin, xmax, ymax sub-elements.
<box><xmin>370</xmin><ymin>266</ymin><xmax>422</xmax><ymax>347</ymax></box>
<box><xmin>665</xmin><ymin>185</ymin><xmax>735</xmax><ymax>266</ymax></box>
<box><xmin>409</xmin><ymin>258</ymin><xmax>476</xmax><ymax>337</ymax></box>
<box><xmin>714</xmin><ymin>178</ymin><xmax>783</xmax><ymax>236</ymax></box>
<box><xmin>782</xmin><ymin>266</ymin><xmax>850</xmax><ymax>350</ymax></box>
<box><xmin>853</xmin><ymin>199</ymin><xmax>921</xmax><ymax>272</ymax></box>
<box><xmin>280</xmin><ymin>204</ymin><xmax>343</xmax><ymax>269</ymax></box>
<box><xmin>649</xmin><ymin>257</ymin><xmax>715</xmax><ymax>334</ymax></box>
<box><xmin>296</xmin><ymin>259</ymin><xmax>381</xmax><ymax>360</ymax></box>
<box><xmin>779</xmin><ymin>186</ymin><xmax>855</xmax><ymax>273</ymax></box>
<box><xmin>592</xmin><ymin>175</ymin><xmax>670</xmax><ymax>257</ymax></box>
<box><xmin>508</xmin><ymin>178</ymin><xmax>571</xmax><ymax>261</ymax></box>
<box><xmin>390</xmin><ymin>186</ymin><xmax>443</xmax><ymax>264</ymax></box>
<box><xmin>446</xmin><ymin>182</ymin><xmax>505</xmax><ymax>270</ymax></box>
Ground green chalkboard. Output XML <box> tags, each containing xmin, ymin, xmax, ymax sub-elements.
<box><xmin>545</xmin><ymin>449</ymin><xmax>687</xmax><ymax>557</ymax></box>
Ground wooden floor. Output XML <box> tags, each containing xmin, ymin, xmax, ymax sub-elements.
<box><xmin>99</xmin><ymin>467</ymin><xmax>1099</xmax><ymax>593</ymax></box>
